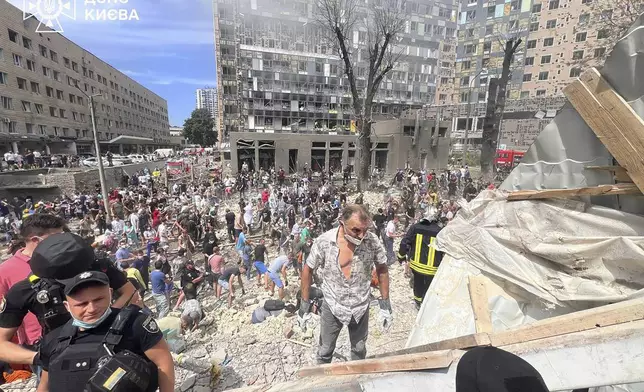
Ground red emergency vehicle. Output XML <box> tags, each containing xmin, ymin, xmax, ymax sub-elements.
<box><xmin>495</xmin><ymin>149</ymin><xmax>524</xmax><ymax>169</ymax></box>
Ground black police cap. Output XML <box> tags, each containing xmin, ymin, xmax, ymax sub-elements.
<box><xmin>29</xmin><ymin>233</ymin><xmax>95</xmax><ymax>279</ymax></box>
<box><xmin>59</xmin><ymin>271</ymin><xmax>110</xmax><ymax>296</ymax></box>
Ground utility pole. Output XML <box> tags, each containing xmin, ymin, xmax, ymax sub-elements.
<box><xmin>77</xmin><ymin>84</ymin><xmax>111</xmax><ymax>221</ymax></box>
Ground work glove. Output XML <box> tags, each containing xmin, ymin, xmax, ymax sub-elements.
<box><xmin>378</xmin><ymin>298</ymin><xmax>394</xmax><ymax>333</ymax></box>
<box><xmin>298</xmin><ymin>300</ymin><xmax>312</xmax><ymax>332</ymax></box>
<box><xmin>396</xmin><ymin>252</ymin><xmax>407</xmax><ymax>263</ymax></box>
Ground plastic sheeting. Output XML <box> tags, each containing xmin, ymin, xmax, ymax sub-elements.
<box><xmin>435</xmin><ymin>190</ymin><xmax>644</xmax><ymax>307</ymax></box>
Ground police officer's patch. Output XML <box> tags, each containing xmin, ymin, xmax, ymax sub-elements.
<box><xmin>142</xmin><ymin>317</ymin><xmax>159</xmax><ymax>333</ymax></box>
<box><xmin>0</xmin><ymin>296</ymin><xmax>5</xmax><ymax>313</ymax></box>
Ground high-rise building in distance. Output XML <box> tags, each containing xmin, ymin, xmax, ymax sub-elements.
<box><xmin>196</xmin><ymin>88</ymin><xmax>218</xmax><ymax>119</ymax></box>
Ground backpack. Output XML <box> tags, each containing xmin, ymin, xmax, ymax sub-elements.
<box><xmin>264</xmin><ymin>299</ymin><xmax>286</xmax><ymax>312</ymax></box>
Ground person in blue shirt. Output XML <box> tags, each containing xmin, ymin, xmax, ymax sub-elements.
<box><xmin>150</xmin><ymin>261</ymin><xmax>172</xmax><ymax>318</ymax></box>
<box><xmin>235</xmin><ymin>227</ymin><xmax>248</xmax><ymax>263</ymax></box>
<box><xmin>266</xmin><ymin>254</ymin><xmax>292</xmax><ymax>300</ymax></box>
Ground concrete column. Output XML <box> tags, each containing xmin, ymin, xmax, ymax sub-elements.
<box><xmin>324</xmin><ymin>142</ymin><xmax>330</xmax><ymax>172</ymax></box>
<box><xmin>119</xmin><ymin>144</ymin><xmax>124</xmax><ymax>155</ymax></box>
<box><xmin>44</xmin><ymin>144</ymin><xmax>51</xmax><ymax>155</ymax></box>
<box><xmin>11</xmin><ymin>142</ymin><xmax>18</xmax><ymax>153</ymax></box>
<box><xmin>90</xmin><ymin>143</ymin><xmax>96</xmax><ymax>155</ymax></box>
<box><xmin>254</xmin><ymin>145</ymin><xmax>260</xmax><ymax>171</ymax></box>
<box><xmin>70</xmin><ymin>142</ymin><xmax>78</xmax><ymax>155</ymax></box>
<box><xmin>342</xmin><ymin>142</ymin><xmax>348</xmax><ymax>168</ymax></box>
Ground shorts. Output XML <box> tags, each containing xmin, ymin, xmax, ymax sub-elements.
<box><xmin>254</xmin><ymin>261</ymin><xmax>268</xmax><ymax>275</ymax></box>
<box><xmin>268</xmin><ymin>271</ymin><xmax>283</xmax><ymax>288</ymax></box>
<box><xmin>218</xmin><ymin>279</ymin><xmax>229</xmax><ymax>291</ymax></box>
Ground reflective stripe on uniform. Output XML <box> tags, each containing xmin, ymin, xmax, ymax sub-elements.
<box><xmin>428</xmin><ymin>237</ymin><xmax>437</xmax><ymax>268</ymax></box>
<box><xmin>414</xmin><ymin>233</ymin><xmax>422</xmax><ymax>265</ymax></box>
<box><xmin>409</xmin><ymin>259</ymin><xmax>437</xmax><ymax>275</ymax></box>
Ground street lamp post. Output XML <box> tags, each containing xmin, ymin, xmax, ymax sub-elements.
<box><xmin>463</xmin><ymin>68</ymin><xmax>487</xmax><ymax>159</ymax></box>
<box><xmin>76</xmin><ymin>85</ymin><xmax>111</xmax><ymax>221</ymax></box>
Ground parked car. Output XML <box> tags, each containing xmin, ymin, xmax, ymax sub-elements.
<box><xmin>81</xmin><ymin>157</ymin><xmax>107</xmax><ymax>167</ymax></box>
<box><xmin>127</xmin><ymin>154</ymin><xmax>145</xmax><ymax>163</ymax></box>
<box><xmin>110</xmin><ymin>155</ymin><xmax>133</xmax><ymax>165</ymax></box>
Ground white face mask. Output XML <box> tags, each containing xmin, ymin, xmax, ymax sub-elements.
<box><xmin>341</xmin><ymin>222</ymin><xmax>363</xmax><ymax>246</ymax></box>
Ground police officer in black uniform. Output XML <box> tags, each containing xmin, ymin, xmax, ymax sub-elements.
<box><xmin>398</xmin><ymin>215</ymin><xmax>446</xmax><ymax>309</ymax></box>
<box><xmin>37</xmin><ymin>271</ymin><xmax>174</xmax><ymax>392</ymax></box>
<box><xmin>0</xmin><ymin>233</ymin><xmax>138</xmax><ymax>366</ymax></box>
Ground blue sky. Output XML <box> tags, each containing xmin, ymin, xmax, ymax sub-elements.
<box><xmin>8</xmin><ymin>0</ymin><xmax>217</xmax><ymax>126</ymax></box>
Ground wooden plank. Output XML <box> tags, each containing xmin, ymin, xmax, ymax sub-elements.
<box><xmin>507</xmin><ymin>183</ymin><xmax>640</xmax><ymax>201</ymax></box>
<box><xmin>370</xmin><ymin>333</ymin><xmax>491</xmax><ymax>359</ymax></box>
<box><xmin>566</xmin><ymin>69</ymin><xmax>644</xmax><ymax>193</ymax></box>
<box><xmin>375</xmin><ymin>297</ymin><xmax>644</xmax><ymax>360</ymax></box>
<box><xmin>468</xmin><ymin>276</ymin><xmax>493</xmax><ymax>333</ymax></box>
<box><xmin>585</xmin><ymin>166</ymin><xmax>632</xmax><ymax>182</ymax></box>
<box><xmin>298</xmin><ymin>350</ymin><xmax>457</xmax><ymax>378</ymax></box>
<box><xmin>490</xmin><ymin>297</ymin><xmax>644</xmax><ymax>347</ymax></box>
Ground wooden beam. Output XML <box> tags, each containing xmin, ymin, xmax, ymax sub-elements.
<box><xmin>507</xmin><ymin>183</ymin><xmax>640</xmax><ymax>201</ymax></box>
<box><xmin>370</xmin><ymin>333</ymin><xmax>491</xmax><ymax>359</ymax></box>
<box><xmin>468</xmin><ymin>276</ymin><xmax>493</xmax><ymax>333</ymax></box>
<box><xmin>564</xmin><ymin>69</ymin><xmax>644</xmax><ymax>193</ymax></box>
<box><xmin>490</xmin><ymin>297</ymin><xmax>644</xmax><ymax>346</ymax></box>
<box><xmin>373</xmin><ymin>296</ymin><xmax>644</xmax><ymax>360</ymax></box>
<box><xmin>297</xmin><ymin>350</ymin><xmax>457</xmax><ymax>378</ymax></box>
<box><xmin>585</xmin><ymin>165</ymin><xmax>632</xmax><ymax>182</ymax></box>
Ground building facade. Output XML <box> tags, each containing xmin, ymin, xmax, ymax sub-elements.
<box><xmin>214</xmin><ymin>0</ymin><xmax>459</xmax><ymax>139</ymax></box>
<box><xmin>454</xmin><ymin>0</ymin><xmax>617</xmax><ymax>105</ymax></box>
<box><xmin>169</xmin><ymin>126</ymin><xmax>187</xmax><ymax>148</ymax></box>
<box><xmin>0</xmin><ymin>1</ymin><xmax>171</xmax><ymax>156</ymax></box>
<box><xmin>230</xmin><ymin>116</ymin><xmax>452</xmax><ymax>175</ymax></box>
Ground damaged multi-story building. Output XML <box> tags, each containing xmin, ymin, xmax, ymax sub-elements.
<box><xmin>214</xmin><ymin>0</ymin><xmax>459</xmax><ymax>174</ymax></box>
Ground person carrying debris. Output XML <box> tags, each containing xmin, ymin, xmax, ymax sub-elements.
<box><xmin>398</xmin><ymin>215</ymin><xmax>446</xmax><ymax>309</ymax></box>
<box><xmin>266</xmin><ymin>254</ymin><xmax>292</xmax><ymax>299</ymax></box>
<box><xmin>299</xmin><ymin>204</ymin><xmax>392</xmax><ymax>364</ymax></box>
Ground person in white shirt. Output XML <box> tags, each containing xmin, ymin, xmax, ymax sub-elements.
<box><xmin>158</xmin><ymin>221</ymin><xmax>169</xmax><ymax>246</ymax></box>
<box><xmin>111</xmin><ymin>217</ymin><xmax>125</xmax><ymax>236</ymax></box>
<box><xmin>384</xmin><ymin>216</ymin><xmax>399</xmax><ymax>265</ymax></box>
<box><xmin>244</xmin><ymin>201</ymin><xmax>254</xmax><ymax>227</ymax></box>
<box><xmin>129</xmin><ymin>211</ymin><xmax>139</xmax><ymax>235</ymax></box>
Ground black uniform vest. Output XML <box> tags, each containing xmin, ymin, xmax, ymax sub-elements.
<box><xmin>28</xmin><ymin>275</ymin><xmax>70</xmax><ymax>335</ymax></box>
<box><xmin>48</xmin><ymin>306</ymin><xmax>153</xmax><ymax>392</ymax></box>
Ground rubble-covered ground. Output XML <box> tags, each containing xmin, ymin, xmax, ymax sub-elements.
<box><xmin>1</xmin><ymin>189</ymin><xmax>418</xmax><ymax>392</ymax></box>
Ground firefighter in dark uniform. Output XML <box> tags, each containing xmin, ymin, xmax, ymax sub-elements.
<box><xmin>37</xmin><ymin>271</ymin><xmax>175</xmax><ymax>392</ymax></box>
<box><xmin>398</xmin><ymin>216</ymin><xmax>445</xmax><ymax>308</ymax></box>
<box><xmin>0</xmin><ymin>233</ymin><xmax>138</xmax><ymax>367</ymax></box>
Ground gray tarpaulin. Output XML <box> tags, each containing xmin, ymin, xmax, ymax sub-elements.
<box><xmin>438</xmin><ymin>190</ymin><xmax>644</xmax><ymax>305</ymax></box>
<box><xmin>502</xmin><ymin>14</ymin><xmax>644</xmax><ymax>215</ymax></box>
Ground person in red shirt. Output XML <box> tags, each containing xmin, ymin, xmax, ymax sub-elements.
<box><xmin>0</xmin><ymin>214</ymin><xmax>66</xmax><ymax>346</ymax></box>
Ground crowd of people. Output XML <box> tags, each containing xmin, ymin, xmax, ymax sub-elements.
<box><xmin>0</xmin><ymin>156</ymin><xmax>488</xmax><ymax>390</ymax></box>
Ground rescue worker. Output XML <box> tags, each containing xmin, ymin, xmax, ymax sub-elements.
<box><xmin>36</xmin><ymin>271</ymin><xmax>175</xmax><ymax>392</ymax></box>
<box><xmin>0</xmin><ymin>233</ymin><xmax>139</xmax><ymax>366</ymax></box>
<box><xmin>398</xmin><ymin>215</ymin><xmax>445</xmax><ymax>309</ymax></box>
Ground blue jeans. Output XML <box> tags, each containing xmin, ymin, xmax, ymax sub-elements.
<box><xmin>243</xmin><ymin>258</ymin><xmax>252</xmax><ymax>280</ymax></box>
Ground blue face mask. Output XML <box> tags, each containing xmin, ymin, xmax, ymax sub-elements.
<box><xmin>71</xmin><ymin>307</ymin><xmax>112</xmax><ymax>329</ymax></box>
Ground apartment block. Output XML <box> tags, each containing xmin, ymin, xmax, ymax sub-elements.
<box><xmin>196</xmin><ymin>88</ymin><xmax>218</xmax><ymax>120</ymax></box>
<box><xmin>0</xmin><ymin>1</ymin><xmax>171</xmax><ymax>156</ymax></box>
<box><xmin>214</xmin><ymin>0</ymin><xmax>459</xmax><ymax>136</ymax></box>
<box><xmin>454</xmin><ymin>0</ymin><xmax>618</xmax><ymax>104</ymax></box>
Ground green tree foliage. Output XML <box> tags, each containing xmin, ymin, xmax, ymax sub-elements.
<box><xmin>182</xmin><ymin>109</ymin><xmax>217</xmax><ymax>146</ymax></box>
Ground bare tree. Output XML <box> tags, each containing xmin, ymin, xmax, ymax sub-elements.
<box><xmin>480</xmin><ymin>38</ymin><xmax>522</xmax><ymax>181</ymax></box>
<box><xmin>566</xmin><ymin>0</ymin><xmax>643</xmax><ymax>71</ymax></box>
<box><xmin>315</xmin><ymin>0</ymin><xmax>405</xmax><ymax>191</ymax></box>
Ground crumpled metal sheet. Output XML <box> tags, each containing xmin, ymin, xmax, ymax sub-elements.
<box><xmin>501</xmin><ymin>14</ymin><xmax>644</xmax><ymax>214</ymax></box>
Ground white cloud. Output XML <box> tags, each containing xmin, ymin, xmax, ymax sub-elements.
<box><xmin>122</xmin><ymin>69</ymin><xmax>216</xmax><ymax>86</ymax></box>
